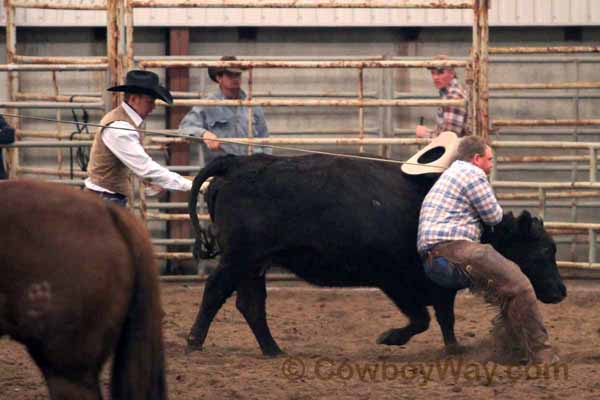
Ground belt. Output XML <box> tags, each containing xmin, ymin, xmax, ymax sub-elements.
<box><xmin>420</xmin><ymin>241</ymin><xmax>452</xmax><ymax>262</ymax></box>
<box><xmin>85</xmin><ymin>188</ymin><xmax>127</xmax><ymax>200</ymax></box>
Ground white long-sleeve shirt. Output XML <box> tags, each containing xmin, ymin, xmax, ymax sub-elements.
<box><xmin>85</xmin><ymin>102</ymin><xmax>192</xmax><ymax>193</ymax></box>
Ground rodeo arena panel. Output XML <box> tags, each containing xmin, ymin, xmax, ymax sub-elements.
<box><xmin>0</xmin><ymin>1</ymin><xmax>599</xmax><ymax>399</ymax></box>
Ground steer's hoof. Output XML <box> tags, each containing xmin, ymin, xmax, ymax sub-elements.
<box><xmin>376</xmin><ymin>329</ymin><xmax>410</xmax><ymax>346</ymax></box>
<box><xmin>444</xmin><ymin>343</ymin><xmax>467</xmax><ymax>356</ymax></box>
<box><xmin>185</xmin><ymin>335</ymin><xmax>204</xmax><ymax>354</ymax></box>
<box><xmin>263</xmin><ymin>348</ymin><xmax>286</xmax><ymax>359</ymax></box>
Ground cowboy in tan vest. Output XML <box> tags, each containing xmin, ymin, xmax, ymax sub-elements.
<box><xmin>86</xmin><ymin>70</ymin><xmax>192</xmax><ymax>206</ymax></box>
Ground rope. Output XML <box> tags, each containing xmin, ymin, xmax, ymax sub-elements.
<box><xmin>68</xmin><ymin>97</ymin><xmax>91</xmax><ymax>178</ymax></box>
<box><xmin>0</xmin><ymin>111</ymin><xmax>445</xmax><ymax>170</ymax></box>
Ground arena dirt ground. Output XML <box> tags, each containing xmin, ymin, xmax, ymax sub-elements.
<box><xmin>1</xmin><ymin>279</ymin><xmax>599</xmax><ymax>399</ymax></box>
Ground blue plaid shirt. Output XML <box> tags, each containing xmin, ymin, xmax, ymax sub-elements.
<box><xmin>417</xmin><ymin>160</ymin><xmax>503</xmax><ymax>254</ymax></box>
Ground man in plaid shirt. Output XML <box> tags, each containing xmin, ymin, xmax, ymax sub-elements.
<box><xmin>416</xmin><ymin>55</ymin><xmax>469</xmax><ymax>138</ymax></box>
<box><xmin>417</xmin><ymin>136</ymin><xmax>556</xmax><ymax>364</ymax></box>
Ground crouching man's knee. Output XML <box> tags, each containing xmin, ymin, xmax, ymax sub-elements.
<box><xmin>470</xmin><ymin>243</ymin><xmax>496</xmax><ymax>264</ymax></box>
<box><xmin>471</xmin><ymin>243</ymin><xmax>534</xmax><ymax>296</ymax></box>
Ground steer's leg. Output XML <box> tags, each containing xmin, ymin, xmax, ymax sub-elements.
<box><xmin>187</xmin><ymin>260</ymin><xmax>241</xmax><ymax>352</ymax></box>
<box><xmin>236</xmin><ymin>274</ymin><xmax>283</xmax><ymax>357</ymax></box>
<box><xmin>432</xmin><ymin>291</ymin><xmax>466</xmax><ymax>354</ymax></box>
<box><xmin>45</xmin><ymin>373</ymin><xmax>102</xmax><ymax>400</ymax></box>
<box><xmin>33</xmin><ymin>358</ymin><xmax>102</xmax><ymax>400</ymax></box>
<box><xmin>376</xmin><ymin>289</ymin><xmax>431</xmax><ymax>346</ymax></box>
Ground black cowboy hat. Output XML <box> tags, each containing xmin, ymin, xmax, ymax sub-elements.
<box><xmin>108</xmin><ymin>70</ymin><xmax>173</xmax><ymax>105</ymax></box>
<box><xmin>208</xmin><ymin>56</ymin><xmax>245</xmax><ymax>83</ymax></box>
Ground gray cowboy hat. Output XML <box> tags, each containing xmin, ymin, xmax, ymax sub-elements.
<box><xmin>208</xmin><ymin>56</ymin><xmax>245</xmax><ymax>83</ymax></box>
<box><xmin>108</xmin><ymin>70</ymin><xmax>173</xmax><ymax>105</ymax></box>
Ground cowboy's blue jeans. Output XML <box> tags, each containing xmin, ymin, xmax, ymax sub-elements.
<box><xmin>422</xmin><ymin>253</ymin><xmax>472</xmax><ymax>289</ymax></box>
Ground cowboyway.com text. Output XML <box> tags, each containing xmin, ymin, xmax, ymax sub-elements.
<box><xmin>280</xmin><ymin>357</ymin><xmax>568</xmax><ymax>385</ymax></box>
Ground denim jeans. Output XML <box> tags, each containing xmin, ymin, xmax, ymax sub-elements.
<box><xmin>422</xmin><ymin>254</ymin><xmax>472</xmax><ymax>289</ymax></box>
<box><xmin>0</xmin><ymin>151</ymin><xmax>6</xmax><ymax>180</ymax></box>
<box><xmin>85</xmin><ymin>188</ymin><xmax>128</xmax><ymax>207</ymax></box>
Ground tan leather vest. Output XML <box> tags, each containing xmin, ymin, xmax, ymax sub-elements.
<box><xmin>87</xmin><ymin>105</ymin><xmax>143</xmax><ymax>199</ymax></box>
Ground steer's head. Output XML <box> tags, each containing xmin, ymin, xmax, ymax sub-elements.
<box><xmin>482</xmin><ymin>211</ymin><xmax>567</xmax><ymax>304</ymax></box>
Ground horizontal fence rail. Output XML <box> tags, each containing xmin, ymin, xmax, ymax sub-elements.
<box><xmin>489</xmin><ymin>46</ymin><xmax>600</xmax><ymax>54</ymax></box>
<box><xmin>129</xmin><ymin>0</ymin><xmax>473</xmax><ymax>9</ymax></box>
<box><xmin>8</xmin><ymin>0</ymin><xmax>107</xmax><ymax>9</ymax></box>
<box><xmin>493</xmin><ymin>119</ymin><xmax>600</xmax><ymax>127</ymax></box>
<box><xmin>0</xmin><ymin>102</ymin><xmax>105</xmax><ymax>109</ymax></box>
<box><xmin>168</xmin><ymin>98</ymin><xmax>466</xmax><ymax>107</ymax></box>
<box><xmin>0</xmin><ymin>64</ymin><xmax>108</xmax><ymax>71</ymax></box>
<box><xmin>13</xmin><ymin>56</ymin><xmax>108</xmax><ymax>64</ymax></box>
<box><xmin>138</xmin><ymin>59</ymin><xmax>469</xmax><ymax>69</ymax></box>
<box><xmin>490</xmin><ymin>82</ymin><xmax>600</xmax><ymax>90</ymax></box>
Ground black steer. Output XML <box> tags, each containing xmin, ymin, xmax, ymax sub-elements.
<box><xmin>187</xmin><ymin>154</ymin><xmax>566</xmax><ymax>357</ymax></box>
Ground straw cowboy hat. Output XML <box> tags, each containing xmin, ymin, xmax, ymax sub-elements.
<box><xmin>427</xmin><ymin>54</ymin><xmax>456</xmax><ymax>74</ymax></box>
<box><xmin>108</xmin><ymin>70</ymin><xmax>173</xmax><ymax>105</ymax></box>
<box><xmin>401</xmin><ymin>131</ymin><xmax>460</xmax><ymax>176</ymax></box>
<box><xmin>208</xmin><ymin>55</ymin><xmax>246</xmax><ymax>83</ymax></box>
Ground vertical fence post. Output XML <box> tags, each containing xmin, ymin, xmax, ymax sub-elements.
<box><xmin>247</xmin><ymin>67</ymin><xmax>254</xmax><ymax>155</ymax></box>
<box><xmin>52</xmin><ymin>72</ymin><xmax>64</xmax><ymax>176</ymax></box>
<box><xmin>126</xmin><ymin>0</ymin><xmax>135</xmax><ymax>71</ymax></box>
<box><xmin>538</xmin><ymin>188</ymin><xmax>546</xmax><ymax>220</ymax></box>
<box><xmin>379</xmin><ymin>64</ymin><xmax>393</xmax><ymax>158</ymax></box>
<box><xmin>570</xmin><ymin>60</ymin><xmax>581</xmax><ymax>262</ymax></box>
<box><xmin>590</xmin><ymin>148</ymin><xmax>597</xmax><ymax>183</ymax></box>
<box><xmin>107</xmin><ymin>0</ymin><xmax>125</xmax><ymax>110</ymax></box>
<box><xmin>479</xmin><ymin>0</ymin><xmax>490</xmax><ymax>138</ymax></box>
<box><xmin>4</xmin><ymin>0</ymin><xmax>19</xmax><ymax>179</ymax></box>
<box><xmin>358</xmin><ymin>67</ymin><xmax>365</xmax><ymax>153</ymax></box>
<box><xmin>471</xmin><ymin>0</ymin><xmax>481</xmax><ymax>137</ymax></box>
<box><xmin>166</xmin><ymin>28</ymin><xmax>191</xmax><ymax>273</ymax></box>
<box><xmin>590</xmin><ymin>229</ymin><xmax>597</xmax><ymax>264</ymax></box>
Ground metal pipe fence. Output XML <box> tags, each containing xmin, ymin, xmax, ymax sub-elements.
<box><xmin>2</xmin><ymin>0</ymin><xmax>598</xmax><ymax>272</ymax></box>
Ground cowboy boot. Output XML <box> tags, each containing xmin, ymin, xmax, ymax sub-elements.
<box><xmin>506</xmin><ymin>289</ymin><xmax>558</xmax><ymax>364</ymax></box>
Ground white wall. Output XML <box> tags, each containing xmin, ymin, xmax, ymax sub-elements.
<box><xmin>1</xmin><ymin>1</ymin><xmax>600</xmax><ymax>27</ymax></box>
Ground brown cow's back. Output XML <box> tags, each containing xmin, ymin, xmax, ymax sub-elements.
<box><xmin>0</xmin><ymin>180</ymin><xmax>133</xmax><ymax>345</ymax></box>
<box><xmin>0</xmin><ymin>179</ymin><xmax>167</xmax><ymax>400</ymax></box>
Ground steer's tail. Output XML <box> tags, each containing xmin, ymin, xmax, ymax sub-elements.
<box><xmin>189</xmin><ymin>155</ymin><xmax>242</xmax><ymax>259</ymax></box>
<box><xmin>108</xmin><ymin>205</ymin><xmax>167</xmax><ymax>400</ymax></box>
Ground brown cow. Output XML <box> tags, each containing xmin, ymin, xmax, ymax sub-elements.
<box><xmin>0</xmin><ymin>180</ymin><xmax>167</xmax><ymax>400</ymax></box>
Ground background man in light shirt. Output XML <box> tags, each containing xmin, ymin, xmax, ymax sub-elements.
<box><xmin>85</xmin><ymin>70</ymin><xmax>192</xmax><ymax>206</ymax></box>
<box><xmin>417</xmin><ymin>136</ymin><xmax>557</xmax><ymax>364</ymax></box>
<box><xmin>178</xmin><ymin>55</ymin><xmax>271</xmax><ymax>166</ymax></box>
<box><xmin>416</xmin><ymin>54</ymin><xmax>469</xmax><ymax>139</ymax></box>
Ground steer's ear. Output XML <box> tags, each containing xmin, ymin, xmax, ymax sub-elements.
<box><xmin>531</xmin><ymin>217</ymin><xmax>545</xmax><ymax>239</ymax></box>
<box><xmin>517</xmin><ymin>210</ymin><xmax>534</xmax><ymax>236</ymax></box>
<box><xmin>502</xmin><ymin>211</ymin><xmax>515</xmax><ymax>224</ymax></box>
<box><xmin>499</xmin><ymin>212</ymin><xmax>516</xmax><ymax>235</ymax></box>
